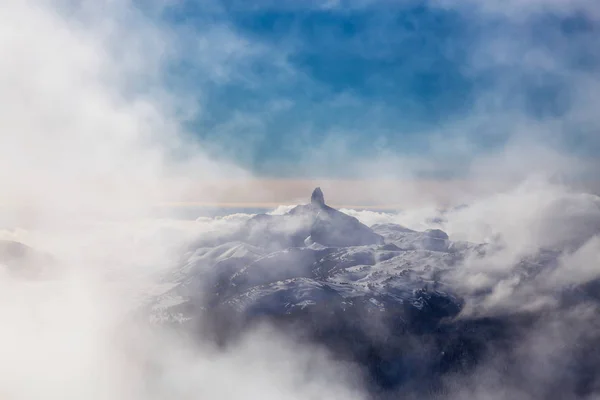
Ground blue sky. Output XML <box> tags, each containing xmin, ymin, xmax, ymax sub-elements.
<box><xmin>143</xmin><ymin>0</ymin><xmax>600</xmax><ymax>178</ymax></box>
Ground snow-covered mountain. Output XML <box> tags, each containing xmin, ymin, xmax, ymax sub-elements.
<box><xmin>150</xmin><ymin>188</ymin><xmax>600</xmax><ymax>396</ymax></box>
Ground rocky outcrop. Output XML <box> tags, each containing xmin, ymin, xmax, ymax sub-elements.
<box><xmin>244</xmin><ymin>187</ymin><xmax>384</xmax><ymax>248</ymax></box>
<box><xmin>311</xmin><ymin>187</ymin><xmax>325</xmax><ymax>207</ymax></box>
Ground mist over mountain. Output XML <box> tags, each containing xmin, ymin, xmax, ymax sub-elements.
<box><xmin>3</xmin><ymin>181</ymin><xmax>600</xmax><ymax>399</ymax></box>
<box><xmin>147</xmin><ymin>186</ymin><xmax>600</xmax><ymax>398</ymax></box>
<box><xmin>3</xmin><ymin>0</ymin><xmax>600</xmax><ymax>399</ymax></box>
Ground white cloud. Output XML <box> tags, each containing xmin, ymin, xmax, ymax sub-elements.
<box><xmin>0</xmin><ymin>1</ymin><xmax>366</xmax><ymax>399</ymax></box>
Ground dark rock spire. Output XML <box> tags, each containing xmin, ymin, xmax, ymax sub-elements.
<box><xmin>311</xmin><ymin>187</ymin><xmax>325</xmax><ymax>207</ymax></box>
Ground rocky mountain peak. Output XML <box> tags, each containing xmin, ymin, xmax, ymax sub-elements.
<box><xmin>311</xmin><ymin>187</ymin><xmax>325</xmax><ymax>207</ymax></box>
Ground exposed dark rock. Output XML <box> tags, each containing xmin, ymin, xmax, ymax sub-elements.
<box><xmin>311</xmin><ymin>186</ymin><xmax>325</xmax><ymax>207</ymax></box>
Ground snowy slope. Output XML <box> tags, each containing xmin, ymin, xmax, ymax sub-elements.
<box><xmin>149</xmin><ymin>188</ymin><xmax>600</xmax><ymax>395</ymax></box>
